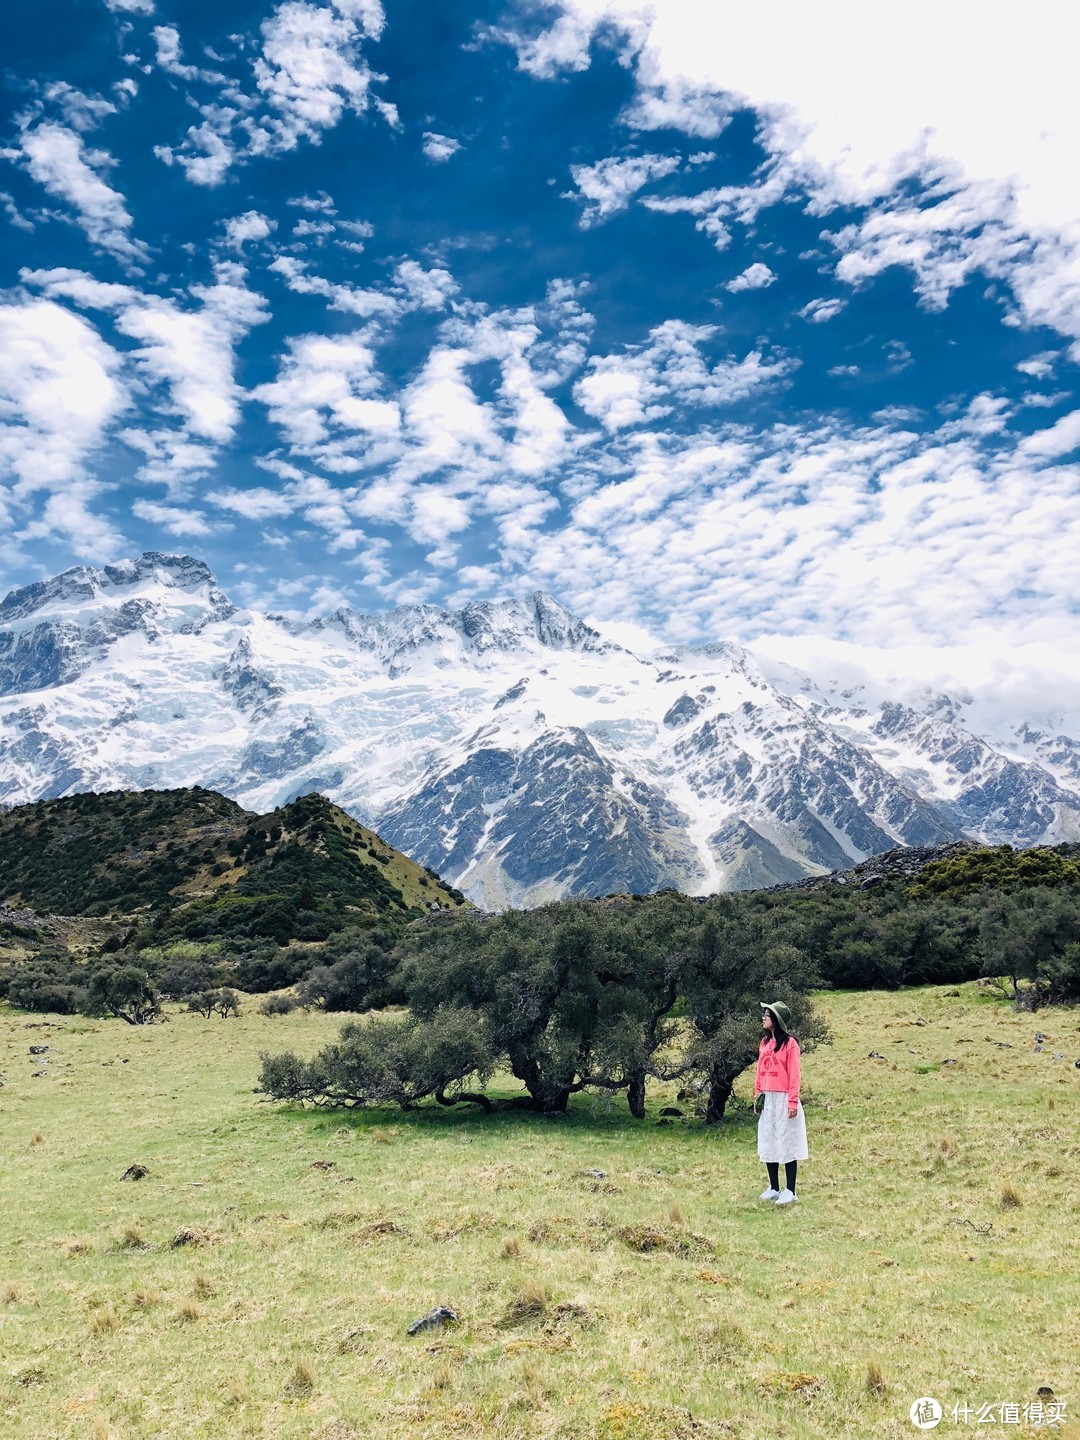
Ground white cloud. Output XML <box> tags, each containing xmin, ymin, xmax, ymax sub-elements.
<box><xmin>206</xmin><ymin>486</ymin><xmax>297</xmax><ymax>519</ymax></box>
<box><xmin>799</xmin><ymin>297</ymin><xmax>844</xmax><ymax>323</ymax></box>
<box><xmin>1016</xmin><ymin>352</ymin><xmax>1057</xmax><ymax>379</ymax></box>
<box><xmin>501</xmin><ymin>1</ymin><xmax>1080</xmax><ymax>350</ymax></box>
<box><xmin>152</xmin><ymin>24</ymin><xmax>225</xmax><ymax>83</ymax></box>
<box><xmin>131</xmin><ymin>499</ymin><xmax>216</xmax><ymax>535</ymax></box>
<box><xmin>622</xmin><ymin>74</ymin><xmax>732</xmax><ymax>139</ymax></box>
<box><xmin>566</xmin><ymin>152</ymin><xmax>680</xmax><ymax>225</ymax></box>
<box><xmin>725</xmin><ymin>261</ymin><xmax>775</xmax><ymax>292</ymax></box>
<box><xmin>223</xmin><ymin>211</ymin><xmax>275</xmax><ymax>250</ymax></box>
<box><xmin>292</xmin><ymin>218</ymin><xmax>335</xmax><ymax>239</ymax></box>
<box><xmin>24</xmin><ymin>263</ymin><xmax>269</xmax><ymax>487</ymax></box>
<box><xmin>1017</xmin><ymin>409</ymin><xmax>1080</xmax><ymax>461</ymax></box>
<box><xmin>103</xmin><ymin>0</ymin><xmax>155</xmax><ymax>12</ymax></box>
<box><xmin>422</xmin><ymin>131</ymin><xmax>461</xmax><ymax>162</ymax></box>
<box><xmin>511</xmin><ymin>409</ymin><xmax>1080</xmax><ymax>652</ymax></box>
<box><xmin>163</xmin><ymin>0</ymin><xmax>391</xmax><ymax>185</ymax></box>
<box><xmin>0</xmin><ymin>298</ymin><xmax>128</xmax><ymax>554</ymax></box>
<box><xmin>252</xmin><ymin>331</ymin><xmax>401</xmax><ymax>465</ymax></box>
<box><xmin>16</xmin><ymin>122</ymin><xmax>148</xmax><ymax>266</ymax></box>
<box><xmin>575</xmin><ymin>320</ymin><xmax>790</xmax><ymax>431</ymax></box>
<box><xmin>268</xmin><ymin>254</ymin><xmax>456</xmax><ymax>320</ymax></box>
<box><xmin>0</xmin><ymin>298</ymin><xmax>126</xmax><ymax>490</ymax></box>
<box><xmin>41</xmin><ymin>82</ymin><xmax>117</xmax><ymax>132</ymax></box>
<box><xmin>289</xmin><ymin>191</ymin><xmax>337</xmax><ymax>213</ymax></box>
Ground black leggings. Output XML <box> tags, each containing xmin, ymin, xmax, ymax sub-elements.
<box><xmin>766</xmin><ymin>1161</ymin><xmax>798</xmax><ymax>1194</ymax></box>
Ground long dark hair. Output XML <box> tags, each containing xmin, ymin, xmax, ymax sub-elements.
<box><xmin>765</xmin><ymin>1011</ymin><xmax>791</xmax><ymax>1052</ymax></box>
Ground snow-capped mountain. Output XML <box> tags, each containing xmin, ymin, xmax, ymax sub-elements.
<box><xmin>2</xmin><ymin>553</ymin><xmax>1079</xmax><ymax>907</ymax></box>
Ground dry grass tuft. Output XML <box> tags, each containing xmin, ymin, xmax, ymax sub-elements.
<box><xmin>115</xmin><ymin>1225</ymin><xmax>149</xmax><ymax>1251</ymax></box>
<box><xmin>369</xmin><ymin>1128</ymin><xmax>398</xmax><ymax>1145</ymax></box>
<box><xmin>517</xmin><ymin>1360</ymin><xmax>545</xmax><ymax>1408</ymax></box>
<box><xmin>65</xmin><ymin>1237</ymin><xmax>94</xmax><ymax>1257</ymax></box>
<box><xmin>502</xmin><ymin>1280</ymin><xmax>548</xmax><ymax>1325</ymax></box>
<box><xmin>429</xmin><ymin>1361</ymin><xmax>455</xmax><ymax>1392</ymax></box>
<box><xmin>936</xmin><ymin>1136</ymin><xmax>958</xmax><ymax>1159</ymax></box>
<box><xmin>615</xmin><ymin>1223</ymin><xmax>711</xmax><ymax>1257</ymax></box>
<box><xmin>2</xmin><ymin>1281</ymin><xmax>24</xmax><ymax>1304</ymax></box>
<box><xmin>30</xmin><ymin>1130</ymin><xmax>44</xmax><ymax>1147</ymax></box>
<box><xmin>175</xmin><ymin>1300</ymin><xmax>200</xmax><ymax>1323</ymax></box>
<box><xmin>192</xmin><ymin>1272</ymin><xmax>217</xmax><ymax>1299</ymax></box>
<box><xmin>318</xmin><ymin>1210</ymin><xmax>364</xmax><ymax>1230</ymax></box>
<box><xmin>699</xmin><ymin>1319</ymin><xmax>749</xmax><ymax>1359</ymax></box>
<box><xmin>130</xmin><ymin>1287</ymin><xmax>160</xmax><ymax>1310</ymax></box>
<box><xmin>90</xmin><ymin>1306</ymin><xmax>121</xmax><ymax>1336</ymax></box>
<box><xmin>668</xmin><ymin>1202</ymin><xmax>685</xmax><ymax>1225</ymax></box>
<box><xmin>352</xmin><ymin>1217</ymin><xmax>407</xmax><ymax>1243</ymax></box>
<box><xmin>501</xmin><ymin>1235</ymin><xmax>521</xmax><ymax>1259</ymax></box>
<box><xmin>546</xmin><ymin>1299</ymin><xmax>594</xmax><ymax>1331</ymax></box>
<box><xmin>865</xmin><ymin>1359</ymin><xmax>890</xmax><ymax>1395</ymax></box>
<box><xmin>224</xmin><ymin>1375</ymin><xmax>249</xmax><ymax>1405</ymax></box>
<box><xmin>284</xmin><ymin>1359</ymin><xmax>316</xmax><ymax>1396</ymax></box>
<box><xmin>170</xmin><ymin>1225</ymin><xmax>213</xmax><ymax>1248</ymax></box>
<box><xmin>999</xmin><ymin>1182</ymin><xmax>1022</xmax><ymax>1209</ymax></box>
<box><xmin>757</xmin><ymin>1371</ymin><xmax>826</xmax><ymax>1401</ymax></box>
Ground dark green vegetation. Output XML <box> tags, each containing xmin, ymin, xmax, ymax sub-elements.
<box><xmin>261</xmin><ymin>844</ymin><xmax>1080</xmax><ymax>1119</ymax></box>
<box><xmin>0</xmin><ymin>787</ymin><xmax>466</xmax><ymax>1016</ymax></box>
<box><xmin>261</xmin><ymin>893</ymin><xmax>827</xmax><ymax>1121</ymax></box>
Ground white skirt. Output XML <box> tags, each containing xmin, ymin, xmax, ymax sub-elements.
<box><xmin>757</xmin><ymin>1091</ymin><xmax>809</xmax><ymax>1163</ymax></box>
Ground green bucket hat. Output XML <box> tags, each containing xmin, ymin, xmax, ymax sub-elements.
<box><xmin>760</xmin><ymin>1000</ymin><xmax>792</xmax><ymax>1031</ymax></box>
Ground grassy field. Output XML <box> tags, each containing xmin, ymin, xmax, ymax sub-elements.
<box><xmin>1</xmin><ymin>984</ymin><xmax>1077</xmax><ymax>1440</ymax></box>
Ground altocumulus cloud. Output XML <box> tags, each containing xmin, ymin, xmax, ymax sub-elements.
<box><xmin>0</xmin><ymin>0</ymin><xmax>1077</xmax><ymax>668</ymax></box>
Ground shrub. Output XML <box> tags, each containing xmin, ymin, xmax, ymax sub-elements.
<box><xmin>259</xmin><ymin>993</ymin><xmax>302</xmax><ymax>1016</ymax></box>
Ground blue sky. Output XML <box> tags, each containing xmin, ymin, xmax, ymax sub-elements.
<box><xmin>1</xmin><ymin>0</ymin><xmax>1078</xmax><ymax>654</ymax></box>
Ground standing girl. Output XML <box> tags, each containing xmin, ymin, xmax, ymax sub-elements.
<box><xmin>753</xmin><ymin>1000</ymin><xmax>808</xmax><ymax>1206</ymax></box>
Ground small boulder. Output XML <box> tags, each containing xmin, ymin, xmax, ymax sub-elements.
<box><xmin>868</xmin><ymin>1051</ymin><xmax>886</xmax><ymax>1060</ymax></box>
<box><xmin>406</xmin><ymin>1306</ymin><xmax>457</xmax><ymax>1335</ymax></box>
<box><xmin>121</xmin><ymin>1164</ymin><xmax>149</xmax><ymax>1182</ymax></box>
<box><xmin>659</xmin><ymin>1106</ymin><xmax>684</xmax><ymax>1117</ymax></box>
<box><xmin>29</xmin><ymin>1045</ymin><xmax>48</xmax><ymax>1056</ymax></box>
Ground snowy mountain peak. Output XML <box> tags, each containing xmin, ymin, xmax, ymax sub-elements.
<box><xmin>0</xmin><ymin>553</ymin><xmax>226</xmax><ymax>625</ymax></box>
<box><xmin>2</xmin><ymin>553</ymin><xmax>1080</xmax><ymax>903</ymax></box>
<box><xmin>0</xmin><ymin>552</ymin><xmax>235</xmax><ymax>698</ymax></box>
<box><xmin>312</xmin><ymin>591</ymin><xmax>602</xmax><ymax>675</ymax></box>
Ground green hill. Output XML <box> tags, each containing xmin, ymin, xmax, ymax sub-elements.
<box><xmin>0</xmin><ymin>787</ymin><xmax>467</xmax><ymax>946</ymax></box>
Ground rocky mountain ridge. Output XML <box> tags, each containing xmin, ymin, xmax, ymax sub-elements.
<box><xmin>2</xmin><ymin>554</ymin><xmax>1079</xmax><ymax>906</ymax></box>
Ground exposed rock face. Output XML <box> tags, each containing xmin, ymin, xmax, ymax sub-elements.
<box><xmin>2</xmin><ymin>552</ymin><xmax>1080</xmax><ymax>905</ymax></box>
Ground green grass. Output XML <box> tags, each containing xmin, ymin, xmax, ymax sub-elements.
<box><xmin>1</xmin><ymin>985</ymin><xmax>1077</xmax><ymax>1440</ymax></box>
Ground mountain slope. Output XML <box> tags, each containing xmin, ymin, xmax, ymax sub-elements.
<box><xmin>2</xmin><ymin>553</ymin><xmax>1080</xmax><ymax>905</ymax></box>
<box><xmin>0</xmin><ymin>788</ymin><xmax>467</xmax><ymax>937</ymax></box>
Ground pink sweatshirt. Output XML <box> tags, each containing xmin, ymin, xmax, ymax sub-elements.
<box><xmin>754</xmin><ymin>1036</ymin><xmax>801</xmax><ymax>1107</ymax></box>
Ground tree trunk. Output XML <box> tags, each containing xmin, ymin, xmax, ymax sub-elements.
<box><xmin>627</xmin><ymin>1070</ymin><xmax>646</xmax><ymax>1118</ymax></box>
<box><xmin>544</xmin><ymin>1086</ymin><xmax>571</xmax><ymax>1113</ymax></box>
<box><xmin>705</xmin><ymin>1065</ymin><xmax>733</xmax><ymax>1124</ymax></box>
<box><xmin>434</xmin><ymin>1087</ymin><xmax>493</xmax><ymax>1112</ymax></box>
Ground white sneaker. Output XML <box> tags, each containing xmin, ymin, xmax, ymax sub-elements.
<box><xmin>759</xmin><ymin>1187</ymin><xmax>780</xmax><ymax>1201</ymax></box>
<box><xmin>774</xmin><ymin>1189</ymin><xmax>797</xmax><ymax>1206</ymax></box>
